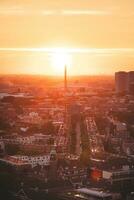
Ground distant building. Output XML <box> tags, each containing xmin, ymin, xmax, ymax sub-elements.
<box><xmin>89</xmin><ymin>154</ymin><xmax>134</xmax><ymax>191</ymax></box>
<box><xmin>115</xmin><ymin>71</ymin><xmax>128</xmax><ymax>94</ymax></box>
<box><xmin>128</xmin><ymin>71</ymin><xmax>134</xmax><ymax>95</ymax></box>
<box><xmin>9</xmin><ymin>155</ymin><xmax>50</xmax><ymax>168</ymax></box>
<box><xmin>115</xmin><ymin>71</ymin><xmax>134</xmax><ymax>95</ymax></box>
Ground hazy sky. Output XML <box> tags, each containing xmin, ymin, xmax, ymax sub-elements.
<box><xmin>0</xmin><ymin>0</ymin><xmax>134</xmax><ymax>75</ymax></box>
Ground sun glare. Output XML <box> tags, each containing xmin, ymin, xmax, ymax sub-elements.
<box><xmin>51</xmin><ymin>49</ymin><xmax>71</xmax><ymax>75</ymax></box>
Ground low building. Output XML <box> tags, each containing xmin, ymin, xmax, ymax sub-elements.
<box><xmin>10</xmin><ymin>155</ymin><xmax>50</xmax><ymax>168</ymax></box>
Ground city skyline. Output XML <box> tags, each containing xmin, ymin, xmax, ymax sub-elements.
<box><xmin>0</xmin><ymin>0</ymin><xmax>134</xmax><ymax>75</ymax></box>
<box><xmin>1</xmin><ymin>1</ymin><xmax>134</xmax><ymax>200</ymax></box>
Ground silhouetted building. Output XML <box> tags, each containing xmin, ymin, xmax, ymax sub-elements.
<box><xmin>115</xmin><ymin>71</ymin><xmax>128</xmax><ymax>94</ymax></box>
<box><xmin>115</xmin><ymin>71</ymin><xmax>134</xmax><ymax>95</ymax></box>
<box><xmin>128</xmin><ymin>71</ymin><xmax>134</xmax><ymax>95</ymax></box>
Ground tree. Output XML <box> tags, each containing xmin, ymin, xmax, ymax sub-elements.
<box><xmin>80</xmin><ymin>149</ymin><xmax>90</xmax><ymax>166</ymax></box>
<box><xmin>0</xmin><ymin>118</ymin><xmax>10</xmax><ymax>130</ymax></box>
<box><xmin>5</xmin><ymin>144</ymin><xmax>20</xmax><ymax>155</ymax></box>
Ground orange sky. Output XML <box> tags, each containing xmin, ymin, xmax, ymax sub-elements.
<box><xmin>0</xmin><ymin>0</ymin><xmax>134</xmax><ymax>75</ymax></box>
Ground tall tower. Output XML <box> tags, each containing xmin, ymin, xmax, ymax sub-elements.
<box><xmin>64</xmin><ymin>65</ymin><xmax>67</xmax><ymax>93</ymax></box>
<box><xmin>64</xmin><ymin>65</ymin><xmax>68</xmax><ymax>138</ymax></box>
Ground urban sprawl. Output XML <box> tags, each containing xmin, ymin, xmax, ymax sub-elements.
<box><xmin>0</xmin><ymin>72</ymin><xmax>134</xmax><ymax>200</ymax></box>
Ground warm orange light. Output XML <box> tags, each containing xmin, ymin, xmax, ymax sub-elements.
<box><xmin>51</xmin><ymin>49</ymin><xmax>71</xmax><ymax>75</ymax></box>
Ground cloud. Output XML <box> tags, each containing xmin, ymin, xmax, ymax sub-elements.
<box><xmin>41</xmin><ymin>10</ymin><xmax>57</xmax><ymax>15</ymax></box>
<box><xmin>0</xmin><ymin>5</ymin><xmax>113</xmax><ymax>16</ymax></box>
<box><xmin>0</xmin><ymin>5</ymin><xmax>132</xmax><ymax>18</ymax></box>
<box><xmin>61</xmin><ymin>10</ymin><xmax>112</xmax><ymax>16</ymax></box>
<box><xmin>0</xmin><ymin>47</ymin><xmax>134</xmax><ymax>55</ymax></box>
<box><xmin>0</xmin><ymin>6</ymin><xmax>25</xmax><ymax>15</ymax></box>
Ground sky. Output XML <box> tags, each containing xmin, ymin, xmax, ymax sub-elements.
<box><xmin>0</xmin><ymin>0</ymin><xmax>134</xmax><ymax>75</ymax></box>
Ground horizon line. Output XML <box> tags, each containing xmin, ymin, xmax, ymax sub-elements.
<box><xmin>0</xmin><ymin>73</ymin><xmax>116</xmax><ymax>77</ymax></box>
<box><xmin>0</xmin><ymin>47</ymin><xmax>134</xmax><ymax>55</ymax></box>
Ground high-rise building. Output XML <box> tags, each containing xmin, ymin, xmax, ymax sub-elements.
<box><xmin>128</xmin><ymin>71</ymin><xmax>134</xmax><ymax>95</ymax></box>
<box><xmin>115</xmin><ymin>71</ymin><xmax>128</xmax><ymax>94</ymax></box>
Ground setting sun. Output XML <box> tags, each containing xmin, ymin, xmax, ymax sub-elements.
<box><xmin>51</xmin><ymin>50</ymin><xmax>71</xmax><ymax>75</ymax></box>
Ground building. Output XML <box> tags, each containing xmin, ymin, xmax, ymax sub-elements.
<box><xmin>115</xmin><ymin>71</ymin><xmax>134</xmax><ymax>95</ymax></box>
<box><xmin>89</xmin><ymin>154</ymin><xmax>134</xmax><ymax>192</ymax></box>
<box><xmin>0</xmin><ymin>156</ymin><xmax>31</xmax><ymax>171</ymax></box>
<box><xmin>128</xmin><ymin>71</ymin><xmax>134</xmax><ymax>95</ymax></box>
<box><xmin>9</xmin><ymin>155</ymin><xmax>50</xmax><ymax>168</ymax></box>
<box><xmin>115</xmin><ymin>71</ymin><xmax>128</xmax><ymax>94</ymax></box>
